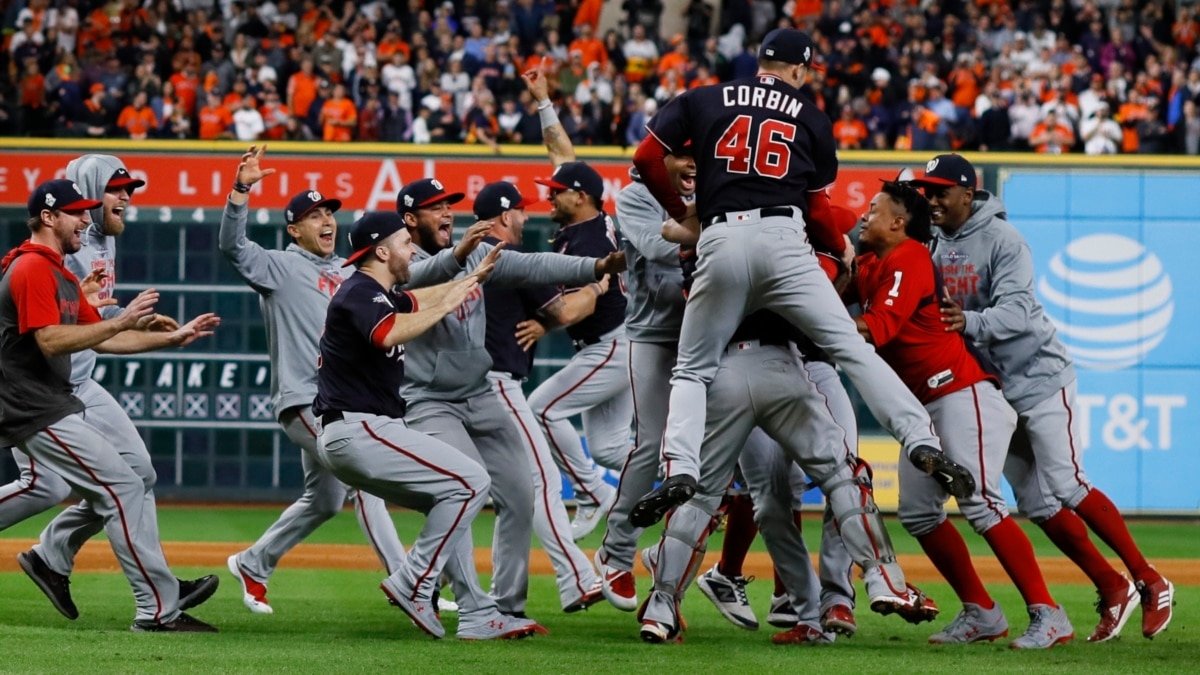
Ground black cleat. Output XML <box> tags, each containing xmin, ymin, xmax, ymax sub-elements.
<box><xmin>909</xmin><ymin>446</ymin><xmax>976</xmax><ymax>499</ymax></box>
<box><xmin>629</xmin><ymin>475</ymin><xmax>698</xmax><ymax>528</ymax></box>
<box><xmin>18</xmin><ymin>549</ymin><xmax>78</xmax><ymax>620</ymax></box>
<box><xmin>179</xmin><ymin>574</ymin><xmax>220</xmax><ymax>611</ymax></box>
<box><xmin>131</xmin><ymin>612</ymin><xmax>219</xmax><ymax>633</ymax></box>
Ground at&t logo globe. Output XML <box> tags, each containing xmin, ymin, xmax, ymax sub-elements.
<box><xmin>1037</xmin><ymin>234</ymin><xmax>1173</xmax><ymax>371</ymax></box>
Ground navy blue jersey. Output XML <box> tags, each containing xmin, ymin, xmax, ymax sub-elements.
<box><xmin>646</xmin><ymin>74</ymin><xmax>838</xmax><ymax>222</ymax></box>
<box><xmin>313</xmin><ymin>272</ymin><xmax>415</xmax><ymax>418</ymax></box>
<box><xmin>482</xmin><ymin>237</ymin><xmax>561</xmax><ymax>378</ymax></box>
<box><xmin>551</xmin><ymin>212</ymin><xmax>626</xmax><ymax>342</ymax></box>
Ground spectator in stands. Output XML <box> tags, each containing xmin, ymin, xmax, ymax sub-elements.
<box><xmin>410</xmin><ymin>104</ymin><xmax>435</xmax><ymax>144</ymax></box>
<box><xmin>833</xmin><ymin>102</ymin><xmax>869</xmax><ymax>149</ymax></box>
<box><xmin>1078</xmin><ymin>73</ymin><xmax>1110</xmax><ymax>122</ymax></box>
<box><xmin>1008</xmin><ymin>88</ymin><xmax>1041</xmax><ymax>151</ymax></box>
<box><xmin>1137</xmin><ymin>97</ymin><xmax>1171</xmax><ymax>154</ymax></box>
<box><xmin>1172</xmin><ymin>99</ymin><xmax>1200</xmax><ymax>154</ymax></box>
<box><xmin>513</xmin><ymin>95</ymin><xmax>544</xmax><ymax>145</ymax></box>
<box><xmin>198</xmin><ymin>90</ymin><xmax>234</xmax><ymax>140</ymax></box>
<box><xmin>116</xmin><ymin>90</ymin><xmax>157</xmax><ymax>140</ymax></box>
<box><xmin>203</xmin><ymin>41</ymin><xmax>237</xmax><ymax>100</ymax></box>
<box><xmin>1030</xmin><ymin>109</ymin><xmax>1076</xmax><ymax>153</ymax></box>
<box><xmin>382</xmin><ymin>50</ymin><xmax>416</xmax><ymax>113</ymax></box>
<box><xmin>569</xmin><ymin>22</ymin><xmax>607</xmax><ymax>69</ymax></box>
<box><xmin>978</xmin><ymin>88</ymin><xmax>1013</xmax><ymax>152</ymax></box>
<box><xmin>623</xmin><ymin>24</ymin><xmax>659</xmax><ymax>86</ymax></box>
<box><xmin>233</xmin><ymin>93</ymin><xmax>266</xmax><ymax>141</ymax></box>
<box><xmin>318</xmin><ymin>82</ymin><xmax>357</xmax><ymax>142</ymax></box>
<box><xmin>282</xmin><ymin>113</ymin><xmax>314</xmax><ymax>140</ymax></box>
<box><xmin>1080</xmin><ymin>102</ymin><xmax>1123</xmax><ymax>155</ymax></box>
<box><xmin>626</xmin><ymin>96</ymin><xmax>654</xmax><ymax>146</ymax></box>
<box><xmin>1118</xmin><ymin>89</ymin><xmax>1151</xmax><ymax>153</ymax></box>
<box><xmin>288</xmin><ymin>57</ymin><xmax>322</xmax><ymax>121</ymax></box>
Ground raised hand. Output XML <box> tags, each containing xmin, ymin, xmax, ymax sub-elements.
<box><xmin>521</xmin><ymin>62</ymin><xmax>550</xmax><ymax>102</ymax></box>
<box><xmin>237</xmin><ymin>145</ymin><xmax>276</xmax><ymax>186</ymax></box>
<box><xmin>136</xmin><ymin>314</ymin><xmax>181</xmax><ymax>332</ymax></box>
<box><xmin>166</xmin><ymin>313</ymin><xmax>221</xmax><ymax>347</ymax></box>
<box><xmin>117</xmin><ymin>289</ymin><xmax>159</xmax><ymax>330</ymax></box>
<box><xmin>80</xmin><ymin>269</ymin><xmax>116</xmax><ymax>308</ymax></box>
<box><xmin>441</xmin><ymin>275</ymin><xmax>480</xmax><ymax>313</ymax></box>
<box><xmin>454</xmin><ymin>221</ymin><xmax>494</xmax><ymax>265</ymax></box>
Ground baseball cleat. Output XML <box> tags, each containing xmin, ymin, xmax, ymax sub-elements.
<box><xmin>1137</xmin><ymin>574</ymin><xmax>1175</xmax><ymax>639</ymax></box>
<box><xmin>571</xmin><ymin>486</ymin><xmax>617</xmax><ymax>541</ymax></box>
<box><xmin>381</xmin><ymin>579</ymin><xmax>445</xmax><ymax>639</ymax></box>
<box><xmin>696</xmin><ymin>564</ymin><xmax>759</xmax><ymax>631</ymax></box>
<box><xmin>820</xmin><ymin>603</ymin><xmax>857</xmax><ymax>637</ymax></box>
<box><xmin>178</xmin><ymin>574</ymin><xmax>220</xmax><ymax>612</ymax></box>
<box><xmin>640</xmin><ymin>619</ymin><xmax>683</xmax><ymax>644</ymax></box>
<box><xmin>131</xmin><ymin>612</ymin><xmax>219</xmax><ymax>633</ymax></box>
<box><xmin>564</xmin><ymin>578</ymin><xmax>606</xmax><ymax>613</ymax></box>
<box><xmin>870</xmin><ymin>583</ymin><xmax>940</xmax><ymax>624</ymax></box>
<box><xmin>1087</xmin><ymin>576</ymin><xmax>1138</xmax><ymax>642</ymax></box>
<box><xmin>457</xmin><ymin>611</ymin><xmax>545</xmax><ymax>640</ymax></box>
<box><xmin>1009</xmin><ymin>603</ymin><xmax>1074</xmax><ymax>649</ymax></box>
<box><xmin>909</xmin><ymin>446</ymin><xmax>976</xmax><ymax>499</ymax></box>
<box><xmin>771</xmin><ymin>623</ymin><xmax>834</xmax><ymax>646</ymax></box>
<box><xmin>227</xmin><ymin>554</ymin><xmax>272</xmax><ymax>615</ymax></box>
<box><xmin>767</xmin><ymin>594</ymin><xmax>799</xmax><ymax>629</ymax></box>
<box><xmin>18</xmin><ymin>549</ymin><xmax>79</xmax><ymax>620</ymax></box>
<box><xmin>928</xmin><ymin>602</ymin><xmax>1009</xmax><ymax>644</ymax></box>
<box><xmin>629</xmin><ymin>474</ymin><xmax>697</xmax><ymax>528</ymax></box>
<box><xmin>595</xmin><ymin>550</ymin><xmax>638</xmax><ymax>611</ymax></box>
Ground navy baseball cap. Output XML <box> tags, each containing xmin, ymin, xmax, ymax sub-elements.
<box><xmin>534</xmin><ymin>161</ymin><xmax>604</xmax><ymax>201</ymax></box>
<box><xmin>474</xmin><ymin>181</ymin><xmax>538</xmax><ymax>220</ymax></box>
<box><xmin>107</xmin><ymin>166</ymin><xmax>146</xmax><ymax>191</ymax></box>
<box><xmin>909</xmin><ymin>154</ymin><xmax>977</xmax><ymax>189</ymax></box>
<box><xmin>759</xmin><ymin>28</ymin><xmax>817</xmax><ymax>67</ymax></box>
<box><xmin>28</xmin><ymin>179</ymin><xmax>103</xmax><ymax>216</ymax></box>
<box><xmin>396</xmin><ymin>178</ymin><xmax>465</xmax><ymax>216</ymax></box>
<box><xmin>343</xmin><ymin>211</ymin><xmax>406</xmax><ymax>267</ymax></box>
<box><xmin>286</xmin><ymin>190</ymin><xmax>342</xmax><ymax>224</ymax></box>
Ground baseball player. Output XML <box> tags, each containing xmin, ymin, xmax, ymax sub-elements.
<box><xmin>914</xmin><ymin>153</ymin><xmax>1174</xmax><ymax>641</ymax></box>
<box><xmin>637</xmin><ymin>309</ymin><xmax>938</xmax><ymax>644</ymax></box>
<box><xmin>221</xmin><ymin>145</ymin><xmax>457</xmax><ymax>614</ymax></box>
<box><xmin>851</xmin><ymin>179</ymin><xmax>1071</xmax><ymax>648</ymax></box>
<box><xmin>397</xmin><ymin>177</ymin><xmax>626</xmax><ymax>619</ymax></box>
<box><xmin>629</xmin><ymin>27</ymin><xmax>973</xmax><ymax>526</ymax></box>
<box><xmin>1</xmin><ymin>157</ymin><xmax>219</xmax><ymax>622</ymax></box>
<box><xmin>477</xmin><ymin>180</ymin><xmax>607</xmax><ymax>613</ymax></box>
<box><xmin>312</xmin><ymin>210</ymin><xmax>543</xmax><ymax>640</ymax></box>
<box><xmin>1</xmin><ymin>179</ymin><xmax>221</xmax><ymax>632</ymax></box>
<box><xmin>522</xmin><ymin>67</ymin><xmax>632</xmax><ymax>540</ymax></box>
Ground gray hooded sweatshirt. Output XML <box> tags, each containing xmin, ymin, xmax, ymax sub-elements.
<box><xmin>930</xmin><ymin>190</ymin><xmax>1075</xmax><ymax>413</ymax></box>
<box><xmin>64</xmin><ymin>154</ymin><xmax>128</xmax><ymax>386</ymax></box>
<box><xmin>219</xmin><ymin>199</ymin><xmax>463</xmax><ymax>420</ymax></box>
<box><xmin>401</xmin><ymin>243</ymin><xmax>603</xmax><ymax>403</ymax></box>
<box><xmin>614</xmin><ymin>175</ymin><xmax>685</xmax><ymax>343</ymax></box>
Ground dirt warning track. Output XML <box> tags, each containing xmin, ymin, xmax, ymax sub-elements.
<box><xmin>0</xmin><ymin>540</ymin><xmax>1196</xmax><ymax>585</ymax></box>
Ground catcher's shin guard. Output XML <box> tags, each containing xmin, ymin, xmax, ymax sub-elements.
<box><xmin>819</xmin><ymin>458</ymin><xmax>909</xmax><ymax>599</ymax></box>
<box><xmin>652</xmin><ymin>498</ymin><xmax>719</xmax><ymax>598</ymax></box>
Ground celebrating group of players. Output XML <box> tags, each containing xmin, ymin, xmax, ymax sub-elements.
<box><xmin>0</xmin><ymin>28</ymin><xmax>1174</xmax><ymax>647</ymax></box>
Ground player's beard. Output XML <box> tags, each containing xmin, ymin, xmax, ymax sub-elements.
<box><xmin>389</xmin><ymin>253</ymin><xmax>411</xmax><ymax>285</ymax></box>
<box><xmin>102</xmin><ymin>208</ymin><xmax>126</xmax><ymax>237</ymax></box>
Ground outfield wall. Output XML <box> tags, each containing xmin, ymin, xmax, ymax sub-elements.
<box><xmin>1</xmin><ymin>141</ymin><xmax>1197</xmax><ymax>513</ymax></box>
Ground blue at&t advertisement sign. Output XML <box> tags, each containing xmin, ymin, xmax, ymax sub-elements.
<box><xmin>1000</xmin><ymin>170</ymin><xmax>1199</xmax><ymax>512</ymax></box>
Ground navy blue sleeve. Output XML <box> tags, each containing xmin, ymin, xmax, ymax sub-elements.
<box><xmin>806</xmin><ymin>107</ymin><xmax>839</xmax><ymax>191</ymax></box>
<box><xmin>646</xmin><ymin>91</ymin><xmax>691</xmax><ymax>154</ymax></box>
<box><xmin>342</xmin><ymin>282</ymin><xmax>414</xmax><ymax>349</ymax></box>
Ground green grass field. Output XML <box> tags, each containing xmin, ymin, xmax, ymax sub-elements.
<box><xmin>2</xmin><ymin>507</ymin><xmax>1198</xmax><ymax>674</ymax></box>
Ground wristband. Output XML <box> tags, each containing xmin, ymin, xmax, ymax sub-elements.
<box><xmin>536</xmin><ymin>99</ymin><xmax>552</xmax><ymax>110</ymax></box>
<box><xmin>232</xmin><ymin>180</ymin><xmax>252</xmax><ymax>194</ymax></box>
<box><xmin>539</xmin><ymin>103</ymin><xmax>560</xmax><ymax>130</ymax></box>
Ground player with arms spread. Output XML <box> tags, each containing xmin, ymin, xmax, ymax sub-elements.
<box><xmin>630</xmin><ymin>28</ymin><xmax>973</xmax><ymax>525</ymax></box>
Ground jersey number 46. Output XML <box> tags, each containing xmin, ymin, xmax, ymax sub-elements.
<box><xmin>714</xmin><ymin>115</ymin><xmax>796</xmax><ymax>179</ymax></box>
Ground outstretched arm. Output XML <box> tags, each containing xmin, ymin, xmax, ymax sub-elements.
<box><xmin>522</xmin><ymin>64</ymin><xmax>575</xmax><ymax>167</ymax></box>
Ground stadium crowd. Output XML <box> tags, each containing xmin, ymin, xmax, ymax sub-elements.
<box><xmin>3</xmin><ymin>0</ymin><xmax>1200</xmax><ymax>155</ymax></box>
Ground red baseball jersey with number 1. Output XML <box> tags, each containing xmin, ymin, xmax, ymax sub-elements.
<box><xmin>645</xmin><ymin>73</ymin><xmax>837</xmax><ymax>222</ymax></box>
<box><xmin>852</xmin><ymin>239</ymin><xmax>996</xmax><ymax>405</ymax></box>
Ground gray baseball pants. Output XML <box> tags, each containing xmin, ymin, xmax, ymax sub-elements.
<box><xmin>660</xmin><ymin>210</ymin><xmax>941</xmax><ymax>480</ymax></box>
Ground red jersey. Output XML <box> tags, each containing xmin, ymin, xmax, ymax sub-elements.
<box><xmin>0</xmin><ymin>243</ymin><xmax>102</xmax><ymax>444</ymax></box>
<box><xmin>853</xmin><ymin>239</ymin><xmax>995</xmax><ymax>404</ymax></box>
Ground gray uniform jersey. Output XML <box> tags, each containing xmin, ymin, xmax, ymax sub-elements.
<box><xmin>929</xmin><ymin>190</ymin><xmax>1075</xmax><ymax>414</ymax></box>
<box><xmin>615</xmin><ymin>177</ymin><xmax>685</xmax><ymax>343</ymax></box>
<box><xmin>64</xmin><ymin>154</ymin><xmax>126</xmax><ymax>385</ymax></box>
<box><xmin>401</xmin><ymin>243</ymin><xmax>600</xmax><ymax>403</ymax></box>
<box><xmin>219</xmin><ymin>200</ymin><xmax>465</xmax><ymax>419</ymax></box>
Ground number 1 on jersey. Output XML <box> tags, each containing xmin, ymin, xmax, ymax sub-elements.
<box><xmin>714</xmin><ymin>115</ymin><xmax>796</xmax><ymax>179</ymax></box>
